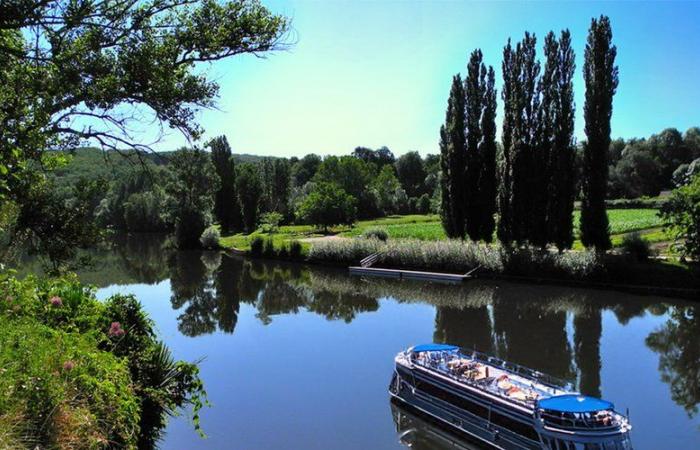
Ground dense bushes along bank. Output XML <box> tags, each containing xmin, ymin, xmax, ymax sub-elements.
<box><xmin>0</xmin><ymin>274</ymin><xmax>207</xmax><ymax>449</ymax></box>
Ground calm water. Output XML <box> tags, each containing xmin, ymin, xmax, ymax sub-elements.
<box><xmin>61</xmin><ymin>234</ymin><xmax>700</xmax><ymax>449</ymax></box>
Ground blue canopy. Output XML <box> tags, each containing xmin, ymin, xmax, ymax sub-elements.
<box><xmin>412</xmin><ymin>343</ymin><xmax>459</xmax><ymax>353</ymax></box>
<box><xmin>538</xmin><ymin>395</ymin><xmax>614</xmax><ymax>413</ymax></box>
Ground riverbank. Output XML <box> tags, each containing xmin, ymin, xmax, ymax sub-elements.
<box><xmin>0</xmin><ymin>273</ymin><xmax>207</xmax><ymax>449</ymax></box>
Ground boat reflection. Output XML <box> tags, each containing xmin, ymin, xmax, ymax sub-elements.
<box><xmin>391</xmin><ymin>399</ymin><xmax>486</xmax><ymax>450</ymax></box>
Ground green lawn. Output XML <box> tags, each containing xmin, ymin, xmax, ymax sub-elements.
<box><xmin>220</xmin><ymin>209</ymin><xmax>668</xmax><ymax>252</ymax></box>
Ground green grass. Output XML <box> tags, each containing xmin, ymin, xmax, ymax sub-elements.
<box><xmin>220</xmin><ymin>209</ymin><xmax>668</xmax><ymax>253</ymax></box>
<box><xmin>573</xmin><ymin>208</ymin><xmax>663</xmax><ymax>235</ymax></box>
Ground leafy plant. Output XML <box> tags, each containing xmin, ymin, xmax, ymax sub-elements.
<box><xmin>361</xmin><ymin>227</ymin><xmax>389</xmax><ymax>241</ymax></box>
<box><xmin>620</xmin><ymin>232</ymin><xmax>652</xmax><ymax>261</ymax></box>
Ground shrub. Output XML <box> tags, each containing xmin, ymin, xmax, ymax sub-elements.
<box><xmin>263</xmin><ymin>238</ymin><xmax>276</xmax><ymax>258</ymax></box>
<box><xmin>199</xmin><ymin>226</ymin><xmax>221</xmax><ymax>249</ymax></box>
<box><xmin>289</xmin><ymin>240</ymin><xmax>303</xmax><ymax>259</ymax></box>
<box><xmin>362</xmin><ymin>227</ymin><xmax>389</xmax><ymax>241</ymax></box>
<box><xmin>620</xmin><ymin>232</ymin><xmax>652</xmax><ymax>261</ymax></box>
<box><xmin>250</xmin><ymin>236</ymin><xmax>264</xmax><ymax>257</ymax></box>
<box><xmin>0</xmin><ymin>274</ymin><xmax>207</xmax><ymax>449</ymax></box>
<box><xmin>260</xmin><ymin>212</ymin><xmax>283</xmax><ymax>234</ymax></box>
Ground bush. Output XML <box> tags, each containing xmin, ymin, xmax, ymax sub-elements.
<box><xmin>661</xmin><ymin>173</ymin><xmax>700</xmax><ymax>260</ymax></box>
<box><xmin>0</xmin><ymin>274</ymin><xmax>207</xmax><ymax>449</ymax></box>
<box><xmin>250</xmin><ymin>236</ymin><xmax>264</xmax><ymax>257</ymax></box>
<box><xmin>260</xmin><ymin>212</ymin><xmax>283</xmax><ymax>234</ymax></box>
<box><xmin>263</xmin><ymin>238</ymin><xmax>276</xmax><ymax>258</ymax></box>
<box><xmin>199</xmin><ymin>226</ymin><xmax>221</xmax><ymax>249</ymax></box>
<box><xmin>362</xmin><ymin>227</ymin><xmax>388</xmax><ymax>241</ymax></box>
<box><xmin>277</xmin><ymin>244</ymin><xmax>289</xmax><ymax>258</ymax></box>
<box><xmin>289</xmin><ymin>240</ymin><xmax>303</xmax><ymax>259</ymax></box>
<box><xmin>620</xmin><ymin>232</ymin><xmax>652</xmax><ymax>261</ymax></box>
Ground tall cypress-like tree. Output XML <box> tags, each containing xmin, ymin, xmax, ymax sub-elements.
<box><xmin>581</xmin><ymin>16</ymin><xmax>618</xmax><ymax>251</ymax></box>
<box><xmin>498</xmin><ymin>40</ymin><xmax>516</xmax><ymax>245</ymax></box>
<box><xmin>499</xmin><ymin>34</ymin><xmax>541</xmax><ymax>245</ymax></box>
<box><xmin>439</xmin><ymin>126</ymin><xmax>455</xmax><ymax>236</ymax></box>
<box><xmin>440</xmin><ymin>75</ymin><xmax>467</xmax><ymax>238</ymax></box>
<box><xmin>530</xmin><ymin>33</ymin><xmax>557</xmax><ymax>248</ymax></box>
<box><xmin>209</xmin><ymin>136</ymin><xmax>241</xmax><ymax>234</ymax></box>
<box><xmin>464</xmin><ymin>50</ymin><xmax>485</xmax><ymax>241</ymax></box>
<box><xmin>548</xmin><ymin>30</ymin><xmax>577</xmax><ymax>251</ymax></box>
<box><xmin>477</xmin><ymin>66</ymin><xmax>498</xmax><ymax>242</ymax></box>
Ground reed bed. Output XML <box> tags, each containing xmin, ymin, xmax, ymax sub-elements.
<box><xmin>309</xmin><ymin>238</ymin><xmax>605</xmax><ymax>280</ymax></box>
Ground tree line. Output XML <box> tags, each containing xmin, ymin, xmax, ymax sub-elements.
<box><xmin>440</xmin><ymin>16</ymin><xmax>617</xmax><ymax>251</ymax></box>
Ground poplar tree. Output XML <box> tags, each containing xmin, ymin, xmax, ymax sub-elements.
<box><xmin>209</xmin><ymin>136</ymin><xmax>241</xmax><ymax>234</ymax></box>
<box><xmin>499</xmin><ymin>34</ymin><xmax>541</xmax><ymax>245</ymax></box>
<box><xmin>439</xmin><ymin>126</ymin><xmax>455</xmax><ymax>236</ymax></box>
<box><xmin>531</xmin><ymin>33</ymin><xmax>558</xmax><ymax>248</ymax></box>
<box><xmin>439</xmin><ymin>75</ymin><xmax>467</xmax><ymax>238</ymax></box>
<box><xmin>581</xmin><ymin>16</ymin><xmax>618</xmax><ymax>251</ymax></box>
<box><xmin>477</xmin><ymin>66</ymin><xmax>498</xmax><ymax>242</ymax></box>
<box><xmin>498</xmin><ymin>40</ymin><xmax>516</xmax><ymax>245</ymax></box>
<box><xmin>548</xmin><ymin>30</ymin><xmax>577</xmax><ymax>251</ymax></box>
<box><xmin>464</xmin><ymin>50</ymin><xmax>485</xmax><ymax>241</ymax></box>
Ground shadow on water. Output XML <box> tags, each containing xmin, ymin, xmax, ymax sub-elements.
<box><xmin>64</xmin><ymin>234</ymin><xmax>700</xmax><ymax>442</ymax></box>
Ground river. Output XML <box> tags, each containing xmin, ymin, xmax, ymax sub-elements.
<box><xmin>43</xmin><ymin>234</ymin><xmax>700</xmax><ymax>449</ymax></box>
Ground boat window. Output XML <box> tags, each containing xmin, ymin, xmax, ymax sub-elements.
<box><xmin>415</xmin><ymin>379</ymin><xmax>489</xmax><ymax>419</ymax></box>
<box><xmin>489</xmin><ymin>409</ymin><xmax>540</xmax><ymax>442</ymax></box>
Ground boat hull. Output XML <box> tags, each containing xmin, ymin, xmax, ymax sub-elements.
<box><xmin>389</xmin><ymin>368</ymin><xmax>540</xmax><ymax>450</ymax></box>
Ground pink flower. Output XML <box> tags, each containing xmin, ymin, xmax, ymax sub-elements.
<box><xmin>63</xmin><ymin>360</ymin><xmax>75</xmax><ymax>371</ymax></box>
<box><xmin>49</xmin><ymin>296</ymin><xmax>63</xmax><ymax>307</ymax></box>
<box><xmin>108</xmin><ymin>321</ymin><xmax>126</xmax><ymax>337</ymax></box>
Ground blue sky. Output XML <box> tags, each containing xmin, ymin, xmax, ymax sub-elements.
<box><xmin>161</xmin><ymin>0</ymin><xmax>700</xmax><ymax>157</ymax></box>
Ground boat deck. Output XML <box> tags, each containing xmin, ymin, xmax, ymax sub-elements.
<box><xmin>399</xmin><ymin>348</ymin><xmax>571</xmax><ymax>409</ymax></box>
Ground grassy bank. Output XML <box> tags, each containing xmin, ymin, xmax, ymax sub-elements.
<box><xmin>0</xmin><ymin>273</ymin><xmax>206</xmax><ymax>449</ymax></box>
<box><xmin>220</xmin><ymin>210</ymin><xmax>668</xmax><ymax>253</ymax></box>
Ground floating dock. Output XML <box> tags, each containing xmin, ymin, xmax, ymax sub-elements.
<box><xmin>348</xmin><ymin>266</ymin><xmax>472</xmax><ymax>283</ymax></box>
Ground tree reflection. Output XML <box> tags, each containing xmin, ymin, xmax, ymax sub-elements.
<box><xmin>434</xmin><ymin>305</ymin><xmax>494</xmax><ymax>354</ymax></box>
<box><xmin>574</xmin><ymin>309</ymin><xmax>602</xmax><ymax>398</ymax></box>
<box><xmin>646</xmin><ymin>305</ymin><xmax>700</xmax><ymax>417</ymax></box>
<box><xmin>169</xmin><ymin>251</ymin><xmax>218</xmax><ymax>336</ymax></box>
<box><xmin>491</xmin><ymin>286</ymin><xmax>575</xmax><ymax>383</ymax></box>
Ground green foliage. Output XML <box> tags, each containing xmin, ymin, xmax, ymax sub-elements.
<box><xmin>209</xmin><ymin>136</ymin><xmax>242</xmax><ymax>234</ymax></box>
<box><xmin>292</xmin><ymin>154</ymin><xmax>322</xmax><ymax>187</ymax></box>
<box><xmin>463</xmin><ymin>50</ymin><xmax>498</xmax><ymax>242</ymax></box>
<box><xmin>296</xmin><ymin>182</ymin><xmax>357</xmax><ymax>232</ymax></box>
<box><xmin>313</xmin><ymin>156</ymin><xmax>377</xmax><ymax>218</ymax></box>
<box><xmin>263</xmin><ymin>238</ymin><xmax>276</xmax><ymax>258</ymax></box>
<box><xmin>395</xmin><ymin>151</ymin><xmax>427</xmax><ymax>198</ymax></box>
<box><xmin>661</xmin><ymin>174</ymin><xmax>700</xmax><ymax>259</ymax></box>
<box><xmin>0</xmin><ymin>274</ymin><xmax>207</xmax><ymax>449</ymax></box>
<box><xmin>15</xmin><ymin>179</ymin><xmax>104</xmax><ymax>274</ymax></box>
<box><xmin>609</xmin><ymin>128</ymin><xmax>700</xmax><ymax>197</ymax></box>
<box><xmin>289</xmin><ymin>240</ymin><xmax>303</xmax><ymax>259</ymax></box>
<box><xmin>200</xmin><ymin>226</ymin><xmax>221</xmax><ymax>250</ymax></box>
<box><xmin>361</xmin><ymin>227</ymin><xmax>389</xmax><ymax>242</ymax></box>
<box><xmin>261</xmin><ymin>212</ymin><xmax>284</xmax><ymax>234</ymax></box>
<box><xmin>373</xmin><ymin>165</ymin><xmax>402</xmax><ymax>215</ymax></box>
<box><xmin>440</xmin><ymin>75</ymin><xmax>467</xmax><ymax>239</ymax></box>
<box><xmin>250</xmin><ymin>236</ymin><xmax>265</xmax><ymax>257</ymax></box>
<box><xmin>581</xmin><ymin>16</ymin><xmax>618</xmax><ymax>251</ymax></box>
<box><xmin>236</xmin><ymin>163</ymin><xmax>263</xmax><ymax>232</ymax></box>
<box><xmin>167</xmin><ymin>148</ymin><xmax>220</xmax><ymax>249</ymax></box>
<box><xmin>620</xmin><ymin>232</ymin><xmax>652</xmax><ymax>261</ymax></box>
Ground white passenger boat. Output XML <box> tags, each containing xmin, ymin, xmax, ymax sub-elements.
<box><xmin>389</xmin><ymin>344</ymin><xmax>633</xmax><ymax>450</ymax></box>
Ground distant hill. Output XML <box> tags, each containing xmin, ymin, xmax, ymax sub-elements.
<box><xmin>50</xmin><ymin>147</ymin><xmax>271</xmax><ymax>187</ymax></box>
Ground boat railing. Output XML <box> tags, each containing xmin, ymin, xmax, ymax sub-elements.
<box><xmin>466</xmin><ymin>349</ymin><xmax>573</xmax><ymax>392</ymax></box>
<box><xmin>538</xmin><ymin>410</ymin><xmax>623</xmax><ymax>431</ymax></box>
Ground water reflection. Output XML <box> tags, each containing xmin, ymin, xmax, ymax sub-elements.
<box><xmin>70</xmin><ymin>234</ymin><xmax>700</xmax><ymax>436</ymax></box>
<box><xmin>647</xmin><ymin>305</ymin><xmax>700</xmax><ymax>418</ymax></box>
<box><xmin>390</xmin><ymin>400</ymin><xmax>483</xmax><ymax>450</ymax></box>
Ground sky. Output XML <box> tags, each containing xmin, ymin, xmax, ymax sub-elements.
<box><xmin>158</xmin><ymin>0</ymin><xmax>700</xmax><ymax>157</ymax></box>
